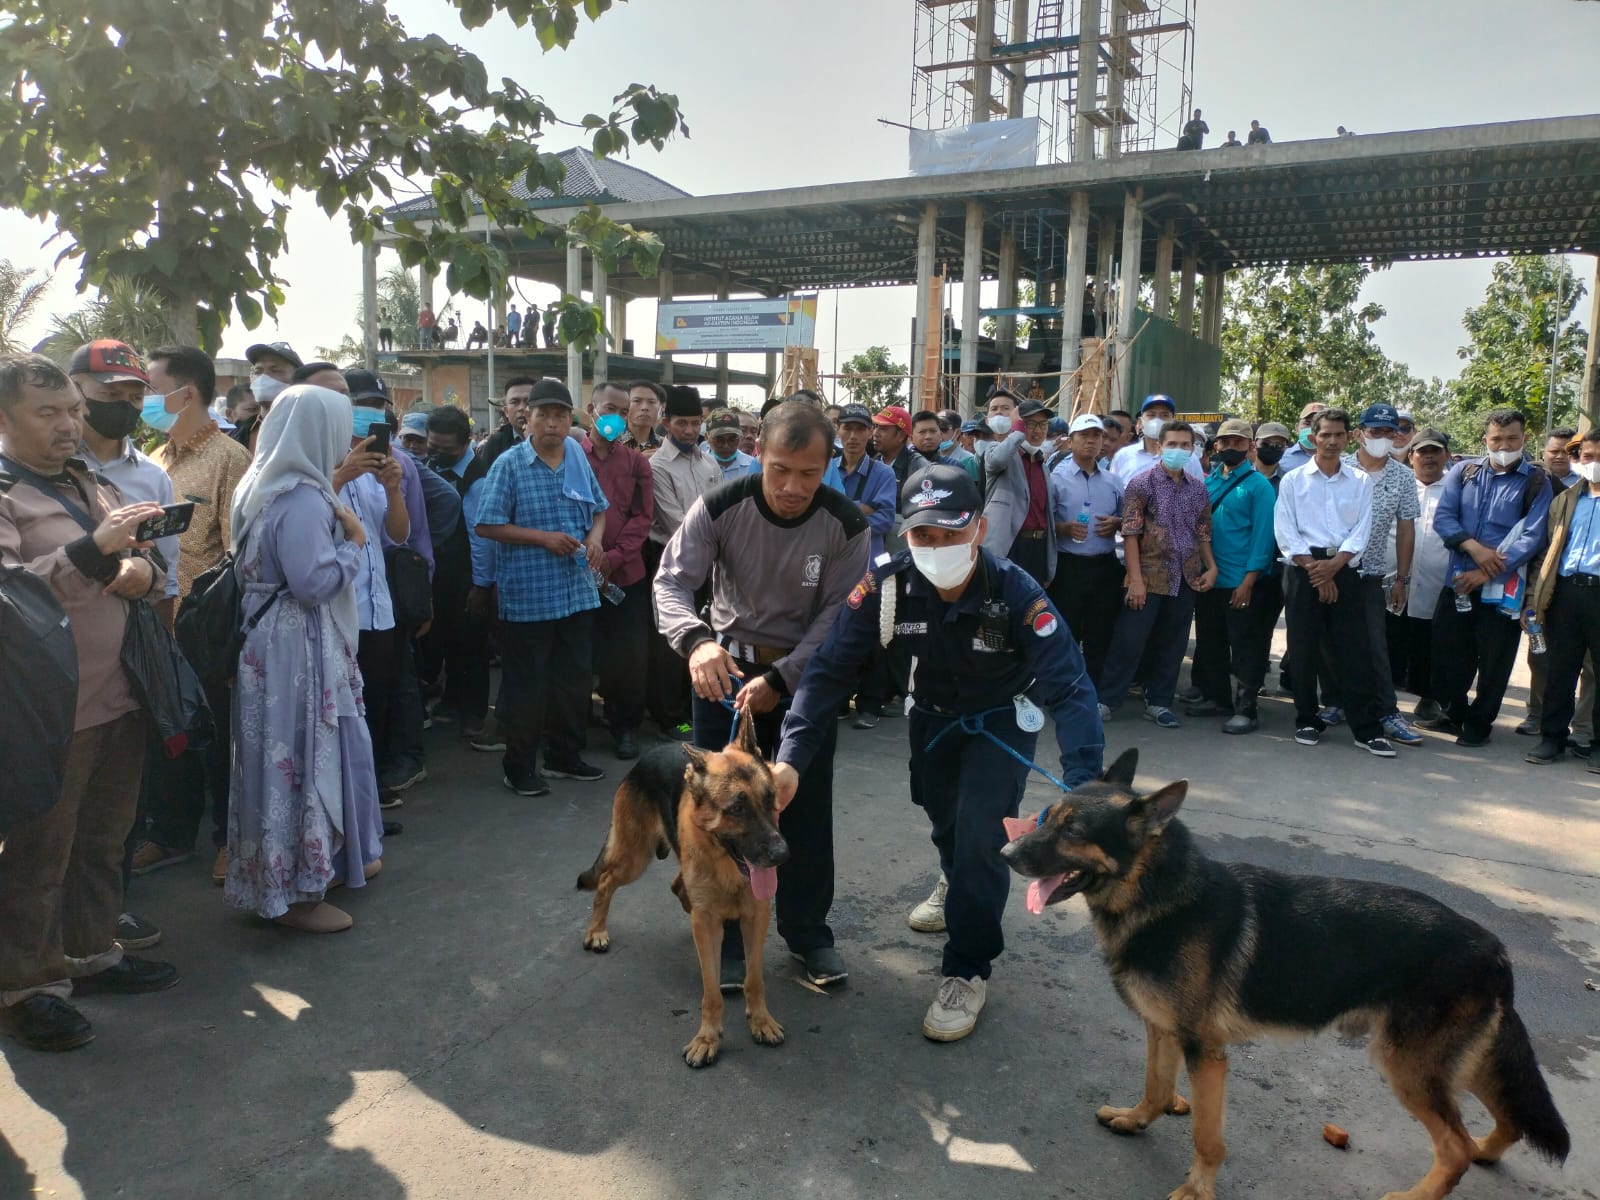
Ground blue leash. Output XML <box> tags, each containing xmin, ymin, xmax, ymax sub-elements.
<box><xmin>921</xmin><ymin>705</ymin><xmax>1073</xmax><ymax>797</ymax></box>
<box><xmin>717</xmin><ymin>675</ymin><xmax>745</xmax><ymax>745</ymax></box>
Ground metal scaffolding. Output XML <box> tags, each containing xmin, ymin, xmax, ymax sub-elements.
<box><xmin>909</xmin><ymin>0</ymin><xmax>1195</xmax><ymax>163</ymax></box>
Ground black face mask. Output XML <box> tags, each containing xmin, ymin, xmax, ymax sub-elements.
<box><xmin>1255</xmin><ymin>444</ymin><xmax>1286</xmax><ymax>466</ymax></box>
<box><xmin>82</xmin><ymin>398</ymin><xmax>141</xmax><ymax>441</ymax></box>
<box><xmin>1217</xmin><ymin>448</ymin><xmax>1248</xmax><ymax>468</ymax></box>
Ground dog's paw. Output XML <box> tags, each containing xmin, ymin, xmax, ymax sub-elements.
<box><xmin>1166</xmin><ymin>1184</ymin><xmax>1213</xmax><ymax>1200</ymax></box>
<box><xmin>582</xmin><ymin>930</ymin><xmax>610</xmax><ymax>953</ymax></box>
<box><xmin>682</xmin><ymin>1032</ymin><xmax>721</xmax><ymax>1069</ymax></box>
<box><xmin>1095</xmin><ymin>1104</ymin><xmax>1150</xmax><ymax>1135</ymax></box>
<box><xmin>748</xmin><ymin>1011</ymin><xmax>785</xmax><ymax>1046</ymax></box>
<box><xmin>1165</xmin><ymin>1093</ymin><xmax>1191</xmax><ymax>1116</ymax></box>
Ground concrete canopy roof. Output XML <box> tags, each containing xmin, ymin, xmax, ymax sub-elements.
<box><xmin>376</xmin><ymin>115</ymin><xmax>1600</xmax><ymax>298</ymax></box>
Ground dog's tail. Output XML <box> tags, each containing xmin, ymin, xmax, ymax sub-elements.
<box><xmin>1487</xmin><ymin>1005</ymin><xmax>1570</xmax><ymax>1164</ymax></box>
<box><xmin>575</xmin><ymin>836</ymin><xmax>608</xmax><ymax>891</ymax></box>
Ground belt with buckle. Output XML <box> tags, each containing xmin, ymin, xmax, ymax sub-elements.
<box><xmin>717</xmin><ymin>633</ymin><xmax>792</xmax><ymax>666</ymax></box>
<box><xmin>1564</xmin><ymin>573</ymin><xmax>1600</xmax><ymax>589</ymax></box>
<box><xmin>1016</xmin><ymin>529</ymin><xmax>1048</xmax><ymax>541</ymax></box>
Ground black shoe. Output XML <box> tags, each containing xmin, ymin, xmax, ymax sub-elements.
<box><xmin>790</xmin><ymin>946</ymin><xmax>848</xmax><ymax>987</ymax></box>
<box><xmin>851</xmin><ymin>711</ymin><xmax>881</xmax><ymax>730</ymax></box>
<box><xmin>72</xmin><ymin>955</ymin><xmax>179</xmax><ymax>996</ymax></box>
<box><xmin>1569</xmin><ymin>739</ymin><xmax>1593</xmax><ymax>759</ymax></box>
<box><xmin>378</xmin><ymin>762</ymin><xmax>426</xmax><ymax>794</ymax></box>
<box><xmin>545</xmin><ymin>759</ymin><xmax>605</xmax><ymax>782</ymax></box>
<box><xmin>719</xmin><ymin>958</ymin><xmax>745</xmax><ymax>993</ymax></box>
<box><xmin>1353</xmin><ymin>735</ymin><xmax>1397</xmax><ymax>758</ymax></box>
<box><xmin>659</xmin><ymin>721</ymin><xmax>693</xmax><ymax>742</ymax></box>
<box><xmin>1525</xmin><ymin>740</ymin><xmax>1565</xmax><ymax>764</ymax></box>
<box><xmin>1515</xmin><ymin>717</ymin><xmax>1540</xmax><ymax>736</ymax></box>
<box><xmin>1294</xmin><ymin>726</ymin><xmax>1320</xmax><ymax>746</ymax></box>
<box><xmin>1181</xmin><ymin>699</ymin><xmax>1225</xmax><ymax>717</ymax></box>
<box><xmin>0</xmin><ymin>995</ymin><xmax>94</xmax><ymax>1051</ymax></box>
<box><xmin>1411</xmin><ymin>699</ymin><xmax>1446</xmax><ymax>727</ymax></box>
<box><xmin>115</xmin><ymin>912</ymin><xmax>162</xmax><ymax>951</ymax></box>
<box><xmin>614</xmin><ymin>730</ymin><xmax>639</xmax><ymax>760</ymax></box>
<box><xmin>1456</xmin><ymin>729</ymin><xmax>1491</xmax><ymax>748</ymax></box>
<box><xmin>503</xmin><ymin>770</ymin><xmax>550</xmax><ymax>797</ymax></box>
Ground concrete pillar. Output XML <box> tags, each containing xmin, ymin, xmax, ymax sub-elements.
<box><xmin>1103</xmin><ymin>0</ymin><xmax>1127</xmax><ymax>159</ymax></box>
<box><xmin>715</xmin><ymin>269</ymin><xmax>731</xmax><ymax>405</ymax></box>
<box><xmin>766</xmin><ymin>350</ymin><xmax>778</xmax><ymax>402</ymax></box>
<box><xmin>959</xmin><ymin>200</ymin><xmax>985</xmax><ymax>414</ymax></box>
<box><xmin>609</xmin><ymin>294</ymin><xmax>628</xmax><ymax>353</ymax></box>
<box><xmin>1584</xmin><ymin>255</ymin><xmax>1600</xmax><ymax>428</ymax></box>
<box><xmin>1200</xmin><ymin>270</ymin><xmax>1222</xmax><ymax>347</ymax></box>
<box><xmin>1115</xmin><ymin>188</ymin><xmax>1143</xmax><ymax>408</ymax></box>
<box><xmin>1006</xmin><ymin>0</ymin><xmax>1031</xmax><ymax>119</ymax></box>
<box><xmin>1177</xmin><ymin>249</ymin><xmax>1198</xmax><ymax>334</ymax></box>
<box><xmin>1060</xmin><ymin>191</ymin><xmax>1090</xmax><ymax>407</ymax></box>
<box><xmin>417</xmin><ymin>266</ymin><xmax>435</xmax><ymax>322</ymax></box>
<box><xmin>566</xmin><ymin>241</ymin><xmax>583</xmax><ymax>397</ymax></box>
<box><xmin>972</xmin><ymin>0</ymin><xmax>995</xmax><ymax>124</ymax></box>
<box><xmin>592</xmin><ymin>257</ymin><xmax>609</xmax><ymax>385</ymax></box>
<box><xmin>913</xmin><ymin>203</ymin><xmax>939</xmax><ymax>406</ymax></box>
<box><xmin>1074</xmin><ymin>0</ymin><xmax>1101</xmax><ymax>162</ymax></box>
<box><xmin>657</xmin><ymin>257</ymin><xmax>675</xmax><ymax>385</ymax></box>
<box><xmin>361</xmin><ymin>241</ymin><xmax>379</xmax><ymax>370</ymax></box>
<box><xmin>1094</xmin><ymin>215</ymin><xmax>1116</xmax><ymax>337</ymax></box>
<box><xmin>1153</xmin><ymin>222</ymin><xmax>1175</xmax><ymax>320</ymax></box>
<box><xmin>996</xmin><ymin>226</ymin><xmax>1019</xmax><ymax>366</ymax></box>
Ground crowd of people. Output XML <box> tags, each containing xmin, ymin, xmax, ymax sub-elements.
<box><xmin>0</xmin><ymin>332</ymin><xmax>1581</xmax><ymax>1051</ymax></box>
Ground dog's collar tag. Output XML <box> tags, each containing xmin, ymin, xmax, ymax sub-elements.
<box><xmin>1013</xmin><ymin>694</ymin><xmax>1044</xmax><ymax>733</ymax></box>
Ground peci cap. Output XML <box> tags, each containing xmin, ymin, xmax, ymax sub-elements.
<box><xmin>872</xmin><ymin>405</ymin><xmax>911</xmax><ymax>435</ymax></box>
<box><xmin>1358</xmin><ymin>402</ymin><xmax>1401</xmax><ymax>430</ymax></box>
<box><xmin>705</xmin><ymin>409</ymin><xmax>742</xmax><ymax>436</ymax></box>
<box><xmin>68</xmin><ymin>339</ymin><xmax>149</xmax><ymax>386</ymax></box>
<box><xmin>900</xmin><ymin>463</ymin><xmax>983</xmax><ymax>531</ymax></box>
<box><xmin>837</xmin><ymin>403</ymin><xmax>873</xmax><ymax>427</ymax></box>
<box><xmin>342</xmin><ymin>368</ymin><xmax>388</xmax><ymax>404</ymax></box>
<box><xmin>245</xmin><ymin>340</ymin><xmax>304</xmax><ymax>369</ymax></box>
<box><xmin>1068</xmin><ymin>413</ymin><xmax>1105</xmax><ymax>435</ymax></box>
<box><xmin>1140</xmin><ymin>393</ymin><xmax>1176</xmax><ymax>414</ymax></box>
<box><xmin>1255</xmin><ymin>421</ymin><xmax>1293</xmax><ymax>443</ymax></box>
<box><xmin>663</xmin><ymin>384</ymin><xmax>701</xmax><ymax>418</ymax></box>
<box><xmin>1216</xmin><ymin>417</ymin><xmax>1254</xmax><ymax>440</ymax></box>
<box><xmin>1410</xmin><ymin>429</ymin><xmax>1450</xmax><ymax>452</ymax></box>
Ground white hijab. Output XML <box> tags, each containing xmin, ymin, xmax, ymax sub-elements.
<box><xmin>229</xmin><ymin>385</ymin><xmax>358</xmax><ymax>653</ymax></box>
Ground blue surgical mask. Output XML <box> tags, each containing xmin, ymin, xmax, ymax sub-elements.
<box><xmin>1161</xmin><ymin>447</ymin><xmax>1191</xmax><ymax>471</ymax></box>
<box><xmin>939</xmin><ymin>438</ymin><xmax>955</xmax><ymax>453</ymax></box>
<box><xmin>595</xmin><ymin>413</ymin><xmax>626</xmax><ymax>443</ymax></box>
<box><xmin>712</xmin><ymin>448</ymin><xmax>739</xmax><ymax>465</ymax></box>
<box><xmin>1298</xmin><ymin>428</ymin><xmax>1315</xmax><ymax>450</ymax></box>
<box><xmin>350</xmin><ymin>407</ymin><xmax>390</xmax><ymax>437</ymax></box>
<box><xmin>141</xmin><ymin>390</ymin><xmax>183</xmax><ymax>433</ymax></box>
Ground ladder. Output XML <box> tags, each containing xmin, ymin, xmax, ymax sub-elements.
<box><xmin>1035</xmin><ymin>0</ymin><xmax>1064</xmax><ymax>39</ymax></box>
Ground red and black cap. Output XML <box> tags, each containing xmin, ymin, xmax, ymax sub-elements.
<box><xmin>900</xmin><ymin>463</ymin><xmax>983</xmax><ymax>532</ymax></box>
<box><xmin>68</xmin><ymin>340</ymin><xmax>149</xmax><ymax>386</ymax></box>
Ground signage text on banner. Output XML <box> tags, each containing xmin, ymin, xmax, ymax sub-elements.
<box><xmin>656</xmin><ymin>295</ymin><xmax>818</xmax><ymax>355</ymax></box>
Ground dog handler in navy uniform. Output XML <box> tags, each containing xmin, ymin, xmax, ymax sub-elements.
<box><xmin>773</xmin><ymin>463</ymin><xmax>1104</xmax><ymax>1042</ymax></box>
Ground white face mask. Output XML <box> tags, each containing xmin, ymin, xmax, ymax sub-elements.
<box><xmin>1361</xmin><ymin>436</ymin><xmax>1394</xmax><ymax>458</ymax></box>
<box><xmin>251</xmin><ymin>374</ymin><xmax>287</xmax><ymax>405</ymax></box>
<box><xmin>1488</xmin><ymin>448</ymin><xmax>1523</xmax><ymax>468</ymax></box>
<box><xmin>910</xmin><ymin>536</ymin><xmax>978</xmax><ymax>590</ymax></box>
<box><xmin>987</xmin><ymin>414</ymin><xmax>1013</xmax><ymax>437</ymax></box>
<box><xmin>1142</xmin><ymin>417</ymin><xmax>1167</xmax><ymax>442</ymax></box>
<box><xmin>1574</xmin><ymin>461</ymin><xmax>1600</xmax><ymax>484</ymax></box>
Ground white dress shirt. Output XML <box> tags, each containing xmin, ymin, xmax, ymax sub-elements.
<box><xmin>1110</xmin><ymin>441</ymin><xmax>1205</xmax><ymax>486</ymax></box>
<box><xmin>1405</xmin><ymin>475</ymin><xmax>1450</xmax><ymax>618</ymax></box>
<box><xmin>1274</xmin><ymin>458</ymin><xmax>1374</xmax><ymax>567</ymax></box>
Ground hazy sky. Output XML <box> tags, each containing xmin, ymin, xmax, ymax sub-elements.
<box><xmin>4</xmin><ymin>0</ymin><xmax>1596</xmax><ymax>399</ymax></box>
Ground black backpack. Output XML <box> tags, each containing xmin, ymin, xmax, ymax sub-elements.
<box><xmin>0</xmin><ymin>564</ymin><xmax>79</xmax><ymax>833</ymax></box>
<box><xmin>175</xmin><ymin>543</ymin><xmax>281</xmax><ymax>688</ymax></box>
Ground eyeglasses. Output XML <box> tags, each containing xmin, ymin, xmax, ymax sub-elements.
<box><xmin>1397</xmin><ymin>423</ymin><xmax>1415</xmax><ymax>433</ymax></box>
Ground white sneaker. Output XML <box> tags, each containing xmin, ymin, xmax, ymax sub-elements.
<box><xmin>922</xmin><ymin>975</ymin><xmax>987</xmax><ymax>1042</ymax></box>
<box><xmin>908</xmin><ymin>873</ymin><xmax>948</xmax><ymax>932</ymax></box>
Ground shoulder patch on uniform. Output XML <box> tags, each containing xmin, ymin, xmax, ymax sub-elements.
<box><xmin>1022</xmin><ymin>596</ymin><xmax>1049</xmax><ymax>626</ymax></box>
<box><xmin>1031</xmin><ymin>608</ymin><xmax>1058</xmax><ymax>637</ymax></box>
<box><xmin>846</xmin><ymin>570</ymin><xmax>877</xmax><ymax>609</ymax></box>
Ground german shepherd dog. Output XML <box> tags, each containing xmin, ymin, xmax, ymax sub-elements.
<box><xmin>577</xmin><ymin>716</ymin><xmax>789</xmax><ymax>1069</ymax></box>
<box><xmin>1001</xmin><ymin>749</ymin><xmax>1569</xmax><ymax>1200</ymax></box>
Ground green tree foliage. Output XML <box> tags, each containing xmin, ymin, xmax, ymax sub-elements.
<box><xmin>1218</xmin><ymin>264</ymin><xmax>1387</xmax><ymax>424</ymax></box>
<box><xmin>0</xmin><ymin>260</ymin><xmax>52</xmax><ymax>354</ymax></box>
<box><xmin>983</xmin><ymin>281</ymin><xmax>1035</xmax><ymax>345</ymax></box>
<box><xmin>42</xmin><ymin>277</ymin><xmax>176</xmax><ymax>360</ymax></box>
<box><xmin>1451</xmin><ymin>256</ymin><xmax>1588</xmax><ymax>437</ymax></box>
<box><xmin>0</xmin><ymin>0</ymin><xmax>685</xmax><ymax>349</ymax></box>
<box><xmin>838</xmin><ymin>346</ymin><xmax>906</xmax><ymax>409</ymax></box>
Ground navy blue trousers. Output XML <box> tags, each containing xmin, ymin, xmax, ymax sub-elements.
<box><xmin>908</xmin><ymin>707</ymin><xmax>1032</xmax><ymax>981</ymax></box>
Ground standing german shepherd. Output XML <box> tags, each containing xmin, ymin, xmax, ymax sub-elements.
<box><xmin>1001</xmin><ymin>749</ymin><xmax>1569</xmax><ymax>1200</ymax></box>
<box><xmin>577</xmin><ymin>716</ymin><xmax>789</xmax><ymax>1069</ymax></box>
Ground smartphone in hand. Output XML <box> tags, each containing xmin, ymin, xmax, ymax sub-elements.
<box><xmin>135</xmin><ymin>502</ymin><xmax>195</xmax><ymax>541</ymax></box>
<box><xmin>368</xmin><ymin>424</ymin><xmax>391</xmax><ymax>454</ymax></box>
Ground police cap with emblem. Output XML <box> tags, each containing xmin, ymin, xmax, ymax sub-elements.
<box><xmin>900</xmin><ymin>462</ymin><xmax>983</xmax><ymax>531</ymax></box>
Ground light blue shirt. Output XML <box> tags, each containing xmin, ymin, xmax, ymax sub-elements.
<box><xmin>1050</xmin><ymin>457</ymin><xmax>1124</xmax><ymax>556</ymax></box>
<box><xmin>713</xmin><ymin>448</ymin><xmax>759</xmax><ymax>482</ymax></box>
<box><xmin>340</xmin><ymin>473</ymin><xmax>395</xmax><ymax>631</ymax></box>
<box><xmin>1561</xmin><ymin>490</ymin><xmax>1600</xmax><ymax>578</ymax></box>
<box><xmin>79</xmin><ymin>438</ymin><xmax>180</xmax><ymax>599</ymax></box>
<box><xmin>749</xmin><ymin>454</ymin><xmax>845</xmax><ymax>494</ymax></box>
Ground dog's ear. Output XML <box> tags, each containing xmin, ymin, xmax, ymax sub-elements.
<box><xmin>1130</xmin><ymin>780</ymin><xmax>1187</xmax><ymax>836</ymax></box>
<box><xmin>1102</xmin><ymin>748</ymin><xmax>1138</xmax><ymax>788</ymax></box>
<box><xmin>728</xmin><ymin>711</ymin><xmax>760</xmax><ymax>759</ymax></box>
<box><xmin>682</xmin><ymin>745</ymin><xmax>710</xmax><ymax>780</ymax></box>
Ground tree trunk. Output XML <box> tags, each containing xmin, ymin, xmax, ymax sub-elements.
<box><xmin>171</xmin><ymin>295</ymin><xmax>199</xmax><ymax>346</ymax></box>
<box><xmin>1255</xmin><ymin>359</ymin><xmax>1266</xmax><ymax>423</ymax></box>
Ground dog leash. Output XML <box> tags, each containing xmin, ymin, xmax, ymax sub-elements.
<box><xmin>716</xmin><ymin>675</ymin><xmax>745</xmax><ymax>745</ymax></box>
<box><xmin>920</xmin><ymin>705</ymin><xmax>1073</xmax><ymax>795</ymax></box>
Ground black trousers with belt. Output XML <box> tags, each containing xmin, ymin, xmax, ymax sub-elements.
<box><xmin>1430</xmin><ymin>587</ymin><xmax>1524</xmax><ymax>742</ymax></box>
<box><xmin>1284</xmin><ymin>563</ymin><xmax>1383</xmax><ymax>741</ymax></box>
<box><xmin>1537</xmin><ymin>576</ymin><xmax>1600</xmax><ymax>742</ymax></box>
<box><xmin>693</xmin><ymin>686</ymin><xmax>836</xmax><ymax>961</ymax></box>
<box><xmin>1189</xmin><ymin>580</ymin><xmax>1276</xmax><ymax>715</ymax></box>
<box><xmin>1007</xmin><ymin>531</ymin><xmax>1050</xmax><ymax>589</ymax></box>
<box><xmin>1048</xmin><ymin>551</ymin><xmax>1123</xmax><ymax>689</ymax></box>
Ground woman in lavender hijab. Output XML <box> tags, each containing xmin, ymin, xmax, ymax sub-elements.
<box><xmin>225</xmin><ymin>385</ymin><xmax>383</xmax><ymax>932</ymax></box>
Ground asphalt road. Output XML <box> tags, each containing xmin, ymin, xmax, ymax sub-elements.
<box><xmin>3</xmin><ymin>658</ymin><xmax>1597</xmax><ymax>1200</ymax></box>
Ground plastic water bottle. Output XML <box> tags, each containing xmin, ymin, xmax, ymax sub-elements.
<box><xmin>590</xmin><ymin>564</ymin><xmax>625</xmax><ymax>605</ymax></box>
<box><xmin>1525</xmin><ymin>609</ymin><xmax>1546</xmax><ymax>655</ymax></box>
<box><xmin>1454</xmin><ymin>588</ymin><xmax>1473</xmax><ymax>613</ymax></box>
<box><xmin>1075</xmin><ymin>499</ymin><xmax>1092</xmax><ymax>541</ymax></box>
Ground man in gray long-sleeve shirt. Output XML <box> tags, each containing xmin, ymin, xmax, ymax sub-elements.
<box><xmin>654</xmin><ymin>399</ymin><xmax>870</xmax><ymax>988</ymax></box>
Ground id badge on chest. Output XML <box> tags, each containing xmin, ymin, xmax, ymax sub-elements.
<box><xmin>1013</xmin><ymin>693</ymin><xmax>1044</xmax><ymax>732</ymax></box>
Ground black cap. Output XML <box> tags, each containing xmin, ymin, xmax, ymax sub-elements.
<box><xmin>900</xmin><ymin>463</ymin><xmax>983</xmax><ymax>531</ymax></box>
<box><xmin>837</xmin><ymin>403</ymin><xmax>873</xmax><ymax>427</ymax></box>
<box><xmin>245</xmin><ymin>341</ymin><xmax>303</xmax><ymax>369</ymax></box>
<box><xmin>342</xmin><ymin>367</ymin><xmax>388</xmax><ymax>404</ymax></box>
<box><xmin>664</xmin><ymin>384</ymin><xmax>701</xmax><ymax>418</ymax></box>
<box><xmin>529</xmin><ymin>378</ymin><xmax>573</xmax><ymax>409</ymax></box>
<box><xmin>1018</xmin><ymin>399</ymin><xmax>1051</xmax><ymax>419</ymax></box>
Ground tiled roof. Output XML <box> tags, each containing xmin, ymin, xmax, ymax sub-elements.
<box><xmin>383</xmin><ymin>146</ymin><xmax>689</xmax><ymax>219</ymax></box>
